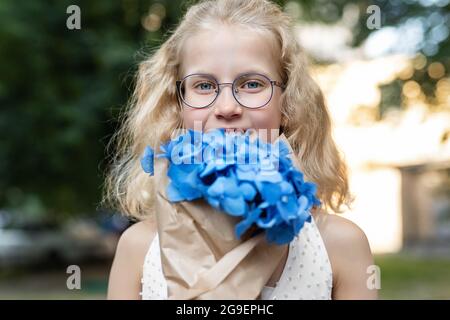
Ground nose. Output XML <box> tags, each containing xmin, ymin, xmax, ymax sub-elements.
<box><xmin>213</xmin><ymin>83</ymin><xmax>243</xmax><ymax>120</ymax></box>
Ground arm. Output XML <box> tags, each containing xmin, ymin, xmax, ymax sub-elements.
<box><xmin>107</xmin><ymin>219</ymin><xmax>157</xmax><ymax>300</ymax></box>
<box><xmin>316</xmin><ymin>213</ymin><xmax>378</xmax><ymax>300</ymax></box>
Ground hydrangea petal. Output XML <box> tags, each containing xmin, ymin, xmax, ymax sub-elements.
<box><xmin>257</xmin><ymin>182</ymin><xmax>282</xmax><ymax>205</ymax></box>
<box><xmin>140</xmin><ymin>146</ymin><xmax>154</xmax><ymax>175</ymax></box>
<box><xmin>239</xmin><ymin>182</ymin><xmax>256</xmax><ymax>201</ymax></box>
<box><xmin>222</xmin><ymin>196</ymin><xmax>247</xmax><ymax>216</ymax></box>
<box><xmin>266</xmin><ymin>223</ymin><xmax>295</xmax><ymax>245</ymax></box>
<box><xmin>166</xmin><ymin>182</ymin><xmax>186</xmax><ymax>202</ymax></box>
<box><xmin>277</xmin><ymin>195</ymin><xmax>299</xmax><ymax>222</ymax></box>
<box><xmin>235</xmin><ymin>207</ymin><xmax>262</xmax><ymax>238</ymax></box>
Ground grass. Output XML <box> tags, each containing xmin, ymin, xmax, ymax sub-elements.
<box><xmin>0</xmin><ymin>261</ymin><xmax>109</xmax><ymax>300</ymax></box>
<box><xmin>375</xmin><ymin>253</ymin><xmax>450</xmax><ymax>299</ymax></box>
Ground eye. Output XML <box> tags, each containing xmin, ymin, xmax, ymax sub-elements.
<box><xmin>244</xmin><ymin>81</ymin><xmax>261</xmax><ymax>89</ymax></box>
<box><xmin>241</xmin><ymin>80</ymin><xmax>265</xmax><ymax>91</ymax></box>
<box><xmin>195</xmin><ymin>82</ymin><xmax>216</xmax><ymax>91</ymax></box>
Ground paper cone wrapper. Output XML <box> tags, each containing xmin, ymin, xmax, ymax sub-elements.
<box><xmin>153</xmin><ymin>133</ymin><xmax>300</xmax><ymax>299</ymax></box>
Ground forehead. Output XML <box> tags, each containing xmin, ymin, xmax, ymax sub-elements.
<box><xmin>179</xmin><ymin>25</ymin><xmax>281</xmax><ymax>80</ymax></box>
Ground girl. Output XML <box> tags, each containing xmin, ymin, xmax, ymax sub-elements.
<box><xmin>104</xmin><ymin>0</ymin><xmax>377</xmax><ymax>300</ymax></box>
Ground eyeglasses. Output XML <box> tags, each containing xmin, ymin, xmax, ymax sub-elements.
<box><xmin>176</xmin><ymin>72</ymin><xmax>286</xmax><ymax>109</ymax></box>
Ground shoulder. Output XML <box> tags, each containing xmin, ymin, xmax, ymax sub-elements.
<box><xmin>107</xmin><ymin>219</ymin><xmax>157</xmax><ymax>299</ymax></box>
<box><xmin>114</xmin><ymin>219</ymin><xmax>158</xmax><ymax>272</ymax></box>
<box><xmin>313</xmin><ymin>212</ymin><xmax>369</xmax><ymax>250</ymax></box>
<box><xmin>312</xmin><ymin>211</ymin><xmax>377</xmax><ymax>299</ymax></box>
<box><xmin>116</xmin><ymin>219</ymin><xmax>157</xmax><ymax>256</ymax></box>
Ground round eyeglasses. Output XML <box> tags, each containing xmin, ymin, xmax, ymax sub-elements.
<box><xmin>176</xmin><ymin>73</ymin><xmax>286</xmax><ymax>109</ymax></box>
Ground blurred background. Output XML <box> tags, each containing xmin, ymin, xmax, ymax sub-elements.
<box><xmin>0</xmin><ymin>0</ymin><xmax>449</xmax><ymax>299</ymax></box>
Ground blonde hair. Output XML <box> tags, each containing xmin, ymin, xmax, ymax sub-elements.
<box><xmin>102</xmin><ymin>0</ymin><xmax>353</xmax><ymax>221</ymax></box>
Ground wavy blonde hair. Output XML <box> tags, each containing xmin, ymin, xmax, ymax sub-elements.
<box><xmin>102</xmin><ymin>0</ymin><xmax>353</xmax><ymax>221</ymax></box>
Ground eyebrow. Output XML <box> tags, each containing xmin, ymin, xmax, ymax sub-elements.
<box><xmin>184</xmin><ymin>69</ymin><xmax>272</xmax><ymax>79</ymax></box>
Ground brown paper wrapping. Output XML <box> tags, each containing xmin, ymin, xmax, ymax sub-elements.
<box><xmin>153</xmin><ymin>133</ymin><xmax>299</xmax><ymax>300</ymax></box>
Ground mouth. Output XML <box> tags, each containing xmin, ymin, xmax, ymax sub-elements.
<box><xmin>204</xmin><ymin>127</ymin><xmax>259</xmax><ymax>138</ymax></box>
<box><xmin>205</xmin><ymin>127</ymin><xmax>250</xmax><ymax>134</ymax></box>
<box><xmin>222</xmin><ymin>128</ymin><xmax>249</xmax><ymax>134</ymax></box>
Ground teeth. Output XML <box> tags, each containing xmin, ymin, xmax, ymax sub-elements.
<box><xmin>225</xmin><ymin>128</ymin><xmax>245</xmax><ymax>134</ymax></box>
<box><xmin>222</xmin><ymin>128</ymin><xmax>259</xmax><ymax>137</ymax></box>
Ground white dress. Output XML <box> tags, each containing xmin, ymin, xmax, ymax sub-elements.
<box><xmin>140</xmin><ymin>216</ymin><xmax>333</xmax><ymax>300</ymax></box>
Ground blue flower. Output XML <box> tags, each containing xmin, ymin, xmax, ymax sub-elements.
<box><xmin>166</xmin><ymin>163</ymin><xmax>205</xmax><ymax>201</ymax></box>
<box><xmin>235</xmin><ymin>205</ymin><xmax>264</xmax><ymax>238</ymax></box>
<box><xmin>140</xmin><ymin>128</ymin><xmax>322</xmax><ymax>245</ymax></box>
<box><xmin>206</xmin><ymin>173</ymin><xmax>247</xmax><ymax>216</ymax></box>
<box><xmin>141</xmin><ymin>146</ymin><xmax>154</xmax><ymax>176</ymax></box>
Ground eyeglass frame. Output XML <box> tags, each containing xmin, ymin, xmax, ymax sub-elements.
<box><xmin>175</xmin><ymin>72</ymin><xmax>286</xmax><ymax>109</ymax></box>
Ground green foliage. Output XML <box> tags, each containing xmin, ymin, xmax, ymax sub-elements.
<box><xmin>0</xmin><ymin>1</ymin><xmax>182</xmax><ymax>216</ymax></box>
<box><xmin>368</xmin><ymin>0</ymin><xmax>450</xmax><ymax>116</ymax></box>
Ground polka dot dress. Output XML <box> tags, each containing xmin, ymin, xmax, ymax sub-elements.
<box><xmin>140</xmin><ymin>215</ymin><xmax>333</xmax><ymax>300</ymax></box>
<box><xmin>140</xmin><ymin>234</ymin><xmax>167</xmax><ymax>300</ymax></box>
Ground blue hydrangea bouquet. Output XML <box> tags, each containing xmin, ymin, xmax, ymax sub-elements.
<box><xmin>141</xmin><ymin>128</ymin><xmax>321</xmax><ymax>245</ymax></box>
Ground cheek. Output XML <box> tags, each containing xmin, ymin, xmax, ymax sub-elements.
<box><xmin>250</xmin><ymin>100</ymin><xmax>282</xmax><ymax>129</ymax></box>
<box><xmin>182</xmin><ymin>108</ymin><xmax>210</xmax><ymax>128</ymax></box>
